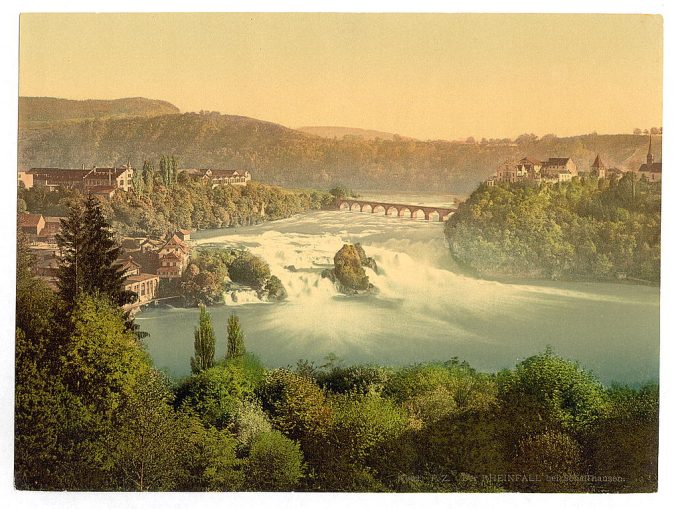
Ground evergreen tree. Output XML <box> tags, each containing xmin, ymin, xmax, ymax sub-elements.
<box><xmin>226</xmin><ymin>313</ymin><xmax>246</xmax><ymax>359</ymax></box>
<box><xmin>56</xmin><ymin>195</ymin><xmax>136</xmax><ymax>310</ymax></box>
<box><xmin>190</xmin><ymin>305</ymin><xmax>216</xmax><ymax>374</ymax></box>
<box><xmin>55</xmin><ymin>199</ymin><xmax>87</xmax><ymax>305</ymax></box>
<box><xmin>82</xmin><ymin>194</ymin><xmax>136</xmax><ymax>307</ymax></box>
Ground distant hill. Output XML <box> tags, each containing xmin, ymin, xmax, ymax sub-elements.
<box><xmin>297</xmin><ymin>125</ymin><xmax>413</xmax><ymax>141</ymax></box>
<box><xmin>19</xmin><ymin>97</ymin><xmax>180</xmax><ymax>126</ymax></box>
<box><xmin>17</xmin><ymin>101</ymin><xmax>660</xmax><ymax>194</ymax></box>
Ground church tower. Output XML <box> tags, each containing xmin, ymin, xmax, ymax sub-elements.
<box><xmin>647</xmin><ymin>133</ymin><xmax>654</xmax><ymax>166</ymax></box>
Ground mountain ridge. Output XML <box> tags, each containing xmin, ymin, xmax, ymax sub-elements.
<box><xmin>19</xmin><ymin>96</ymin><xmax>181</xmax><ymax>126</ymax></box>
<box><xmin>17</xmin><ymin>98</ymin><xmax>660</xmax><ymax>193</ymax></box>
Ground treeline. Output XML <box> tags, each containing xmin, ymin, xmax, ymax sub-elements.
<box><xmin>18</xmin><ymin>167</ymin><xmax>335</xmax><ymax>238</ymax></box>
<box><xmin>445</xmin><ymin>175</ymin><xmax>661</xmax><ymax>282</ymax></box>
<box><xmin>18</xmin><ymin>108</ymin><xmax>660</xmax><ymax>193</ymax></box>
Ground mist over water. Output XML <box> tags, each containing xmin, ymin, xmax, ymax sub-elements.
<box><xmin>139</xmin><ymin>206</ymin><xmax>659</xmax><ymax>385</ymax></box>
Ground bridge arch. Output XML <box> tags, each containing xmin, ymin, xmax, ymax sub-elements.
<box><xmin>338</xmin><ymin>201</ymin><xmax>350</xmax><ymax>211</ymax></box>
<box><xmin>386</xmin><ymin>206</ymin><xmax>399</xmax><ymax>217</ymax></box>
<box><xmin>373</xmin><ymin>205</ymin><xmax>386</xmax><ymax>215</ymax></box>
<box><xmin>425</xmin><ymin>210</ymin><xmax>440</xmax><ymax>222</ymax></box>
<box><xmin>440</xmin><ymin>210</ymin><xmax>454</xmax><ymax>222</ymax></box>
<box><xmin>361</xmin><ymin>203</ymin><xmax>373</xmax><ymax>213</ymax></box>
<box><xmin>398</xmin><ymin>207</ymin><xmax>411</xmax><ymax>218</ymax></box>
<box><xmin>411</xmin><ymin>209</ymin><xmax>425</xmax><ymax>220</ymax></box>
<box><xmin>350</xmin><ymin>202</ymin><xmax>362</xmax><ymax>212</ymax></box>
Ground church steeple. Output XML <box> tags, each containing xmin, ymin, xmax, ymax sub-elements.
<box><xmin>647</xmin><ymin>133</ymin><xmax>654</xmax><ymax>166</ymax></box>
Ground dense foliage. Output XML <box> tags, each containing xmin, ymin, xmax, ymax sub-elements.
<box><xmin>180</xmin><ymin>248</ymin><xmax>286</xmax><ymax>306</ymax></box>
<box><xmin>445</xmin><ymin>175</ymin><xmax>661</xmax><ymax>282</ymax></box>
<box><xmin>18</xmin><ymin>106</ymin><xmax>660</xmax><ymax>193</ymax></box>
<box><xmin>19</xmin><ymin>175</ymin><xmax>334</xmax><ymax>239</ymax></box>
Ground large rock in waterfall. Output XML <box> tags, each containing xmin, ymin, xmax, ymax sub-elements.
<box><xmin>321</xmin><ymin>243</ymin><xmax>378</xmax><ymax>294</ymax></box>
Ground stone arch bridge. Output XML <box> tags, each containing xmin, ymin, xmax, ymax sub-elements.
<box><xmin>337</xmin><ymin>199</ymin><xmax>456</xmax><ymax>222</ymax></box>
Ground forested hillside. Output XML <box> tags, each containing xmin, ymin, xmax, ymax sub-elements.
<box><xmin>19</xmin><ymin>97</ymin><xmax>180</xmax><ymax>126</ymax></box>
<box><xmin>18</xmin><ymin>100</ymin><xmax>660</xmax><ymax>193</ymax></box>
<box><xmin>445</xmin><ymin>175</ymin><xmax>661</xmax><ymax>282</ymax></box>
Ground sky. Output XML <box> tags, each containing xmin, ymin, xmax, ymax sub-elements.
<box><xmin>19</xmin><ymin>13</ymin><xmax>663</xmax><ymax>140</ymax></box>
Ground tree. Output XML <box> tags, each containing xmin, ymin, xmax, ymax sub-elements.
<box><xmin>226</xmin><ymin>313</ymin><xmax>246</xmax><ymax>359</ymax></box>
<box><xmin>190</xmin><ymin>305</ymin><xmax>216</xmax><ymax>374</ymax></box>
<box><xmin>55</xmin><ymin>199</ymin><xmax>87</xmax><ymax>306</ymax></box>
<box><xmin>244</xmin><ymin>431</ymin><xmax>304</xmax><ymax>491</ymax></box>
<box><xmin>81</xmin><ymin>194</ymin><xmax>136</xmax><ymax>308</ymax></box>
<box><xmin>132</xmin><ymin>165</ymin><xmax>144</xmax><ymax>194</ymax></box>
<box><xmin>56</xmin><ymin>195</ymin><xmax>135</xmax><ymax>310</ymax></box>
<box><xmin>141</xmin><ymin>160</ymin><xmax>154</xmax><ymax>192</ymax></box>
<box><xmin>633</xmin><ymin>128</ymin><xmax>642</xmax><ymax>135</ymax></box>
<box><xmin>650</xmin><ymin>127</ymin><xmax>659</xmax><ymax>135</ymax></box>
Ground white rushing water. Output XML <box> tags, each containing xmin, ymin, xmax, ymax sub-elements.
<box><xmin>139</xmin><ymin>205</ymin><xmax>659</xmax><ymax>385</ymax></box>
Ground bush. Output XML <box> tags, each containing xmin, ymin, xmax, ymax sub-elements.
<box><xmin>244</xmin><ymin>431</ymin><xmax>304</xmax><ymax>491</ymax></box>
<box><xmin>175</xmin><ymin>363</ymin><xmax>260</xmax><ymax>428</ymax></box>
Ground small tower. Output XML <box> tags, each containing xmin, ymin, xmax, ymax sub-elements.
<box><xmin>646</xmin><ymin>133</ymin><xmax>654</xmax><ymax>167</ymax></box>
<box><xmin>591</xmin><ymin>154</ymin><xmax>607</xmax><ymax>179</ymax></box>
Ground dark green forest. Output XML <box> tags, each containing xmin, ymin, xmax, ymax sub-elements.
<box><xmin>445</xmin><ymin>175</ymin><xmax>661</xmax><ymax>282</ymax></box>
<box><xmin>15</xmin><ymin>199</ymin><xmax>658</xmax><ymax>492</ymax></box>
<box><xmin>18</xmin><ymin>100</ymin><xmax>661</xmax><ymax>193</ymax></box>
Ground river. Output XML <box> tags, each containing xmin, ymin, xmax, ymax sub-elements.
<box><xmin>138</xmin><ymin>198</ymin><xmax>659</xmax><ymax>385</ymax></box>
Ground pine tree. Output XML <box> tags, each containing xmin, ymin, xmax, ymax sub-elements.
<box><xmin>55</xmin><ymin>199</ymin><xmax>87</xmax><ymax>305</ymax></box>
<box><xmin>226</xmin><ymin>313</ymin><xmax>246</xmax><ymax>359</ymax></box>
<box><xmin>190</xmin><ymin>305</ymin><xmax>216</xmax><ymax>374</ymax></box>
<box><xmin>56</xmin><ymin>195</ymin><xmax>136</xmax><ymax>310</ymax></box>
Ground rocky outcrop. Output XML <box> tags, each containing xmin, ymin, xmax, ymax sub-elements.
<box><xmin>321</xmin><ymin>243</ymin><xmax>378</xmax><ymax>294</ymax></box>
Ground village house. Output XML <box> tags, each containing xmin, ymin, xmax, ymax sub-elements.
<box><xmin>24</xmin><ymin>163</ymin><xmax>135</xmax><ymax>192</ymax></box>
<box><xmin>156</xmin><ymin>232</ymin><xmax>191</xmax><ymax>280</ymax></box>
<box><xmin>491</xmin><ymin>156</ymin><xmax>577</xmax><ymax>185</ymax></box>
<box><xmin>495</xmin><ymin>161</ymin><xmax>519</xmax><ymax>183</ymax></box>
<box><xmin>541</xmin><ymin>157</ymin><xmax>578</xmax><ymax>182</ymax></box>
<box><xmin>19</xmin><ymin>213</ymin><xmax>64</xmax><ymax>242</ymax></box>
<box><xmin>19</xmin><ymin>213</ymin><xmax>45</xmax><ymax>238</ymax></box>
<box><xmin>181</xmin><ymin>168</ymin><xmax>252</xmax><ymax>188</ymax></box>
<box><xmin>124</xmin><ymin>273</ymin><xmax>161</xmax><ymax>309</ymax></box>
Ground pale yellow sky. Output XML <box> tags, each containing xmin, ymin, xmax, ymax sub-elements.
<box><xmin>19</xmin><ymin>13</ymin><xmax>663</xmax><ymax>140</ymax></box>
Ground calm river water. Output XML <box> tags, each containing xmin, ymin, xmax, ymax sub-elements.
<box><xmin>138</xmin><ymin>196</ymin><xmax>659</xmax><ymax>385</ymax></box>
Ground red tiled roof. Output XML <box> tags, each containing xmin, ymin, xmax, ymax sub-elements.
<box><xmin>19</xmin><ymin>213</ymin><xmax>43</xmax><ymax>227</ymax></box>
